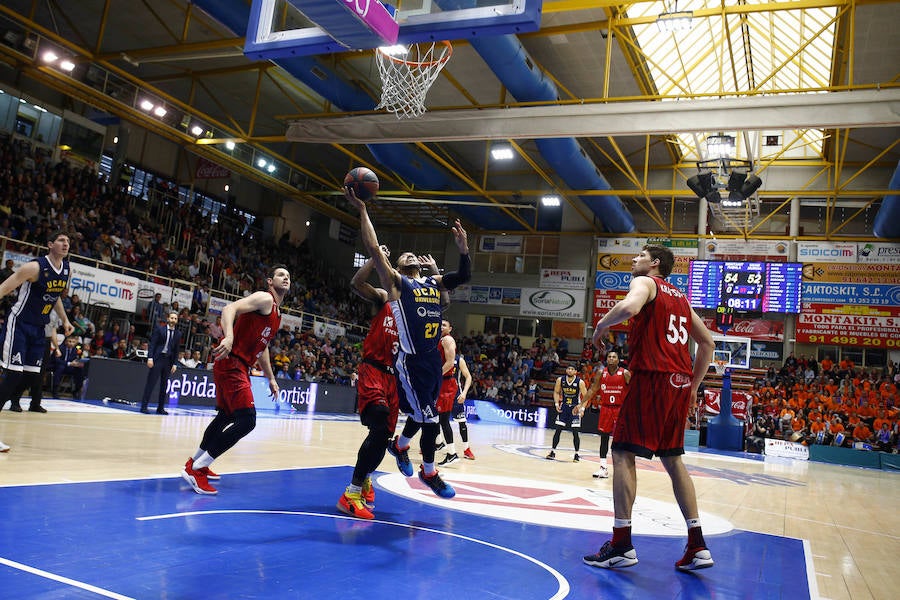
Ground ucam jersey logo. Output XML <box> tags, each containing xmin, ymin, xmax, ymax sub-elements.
<box><xmin>376</xmin><ymin>472</ymin><xmax>733</xmax><ymax>536</ymax></box>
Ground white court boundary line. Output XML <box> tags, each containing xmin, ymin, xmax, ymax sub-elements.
<box><xmin>138</xmin><ymin>509</ymin><xmax>570</xmax><ymax>600</ymax></box>
<box><xmin>0</xmin><ymin>556</ymin><xmax>134</xmax><ymax>599</ymax></box>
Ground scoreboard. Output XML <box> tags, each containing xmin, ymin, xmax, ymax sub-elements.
<box><xmin>689</xmin><ymin>261</ymin><xmax>803</xmax><ymax>313</ymax></box>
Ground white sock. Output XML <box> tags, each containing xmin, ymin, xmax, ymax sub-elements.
<box><xmin>613</xmin><ymin>518</ymin><xmax>632</xmax><ymax>528</ymax></box>
<box><xmin>192</xmin><ymin>448</ymin><xmax>204</xmax><ymax>461</ymax></box>
<box><xmin>192</xmin><ymin>451</ymin><xmax>214</xmax><ymax>470</ymax></box>
<box><xmin>600</xmin><ymin>457</ymin><xmax>608</xmax><ymax>467</ymax></box>
<box><xmin>423</xmin><ymin>462</ymin><xmax>436</xmax><ymax>475</ymax></box>
<box><xmin>446</xmin><ymin>442</ymin><xmax>456</xmax><ymax>455</ymax></box>
<box><xmin>686</xmin><ymin>518</ymin><xmax>701</xmax><ymax>529</ymax></box>
<box><xmin>347</xmin><ymin>483</ymin><xmax>362</xmax><ymax>494</ymax></box>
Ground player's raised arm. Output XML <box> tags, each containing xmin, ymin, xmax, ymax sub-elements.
<box><xmin>434</xmin><ymin>219</ymin><xmax>470</xmax><ymax>291</ymax></box>
<box><xmin>345</xmin><ymin>187</ymin><xmax>399</xmax><ymax>295</ymax></box>
<box><xmin>351</xmin><ymin>246</ymin><xmax>390</xmax><ymax>305</ymax></box>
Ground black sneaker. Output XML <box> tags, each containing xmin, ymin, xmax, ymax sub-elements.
<box><xmin>387</xmin><ymin>436</ymin><xmax>414</xmax><ymax>476</ymax></box>
<box><xmin>418</xmin><ymin>466</ymin><xmax>455</xmax><ymax>498</ymax></box>
<box><xmin>28</xmin><ymin>406</ymin><xmax>47</xmax><ymax>413</ymax></box>
<box><xmin>438</xmin><ymin>453</ymin><xmax>459</xmax><ymax>466</ymax></box>
<box><xmin>435</xmin><ymin>441</ymin><xmax>446</xmax><ymax>451</ymax></box>
<box><xmin>573</xmin><ymin>453</ymin><xmax>580</xmax><ymax>462</ymax></box>
<box><xmin>546</xmin><ymin>450</ymin><xmax>556</xmax><ymax>460</ymax></box>
<box><xmin>583</xmin><ymin>541</ymin><xmax>638</xmax><ymax>569</ymax></box>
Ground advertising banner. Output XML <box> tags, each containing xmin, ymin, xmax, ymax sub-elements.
<box><xmin>471</xmin><ymin>400</ymin><xmax>548</xmax><ymax>428</ymax></box>
<box><xmin>800</xmin><ymin>262</ymin><xmax>900</xmax><ymax>283</ymax></box>
<box><xmin>69</xmin><ymin>263</ymin><xmax>140</xmax><ymax>312</ymax></box>
<box><xmin>479</xmin><ymin>235</ymin><xmax>522</xmax><ymax>253</ymax></box>
<box><xmin>749</xmin><ymin>340</ymin><xmax>783</xmax><ymax>363</ymax></box>
<box><xmin>592</xmin><ymin>289</ymin><xmax>630</xmax><ymax>332</ymax></box>
<box><xmin>2</xmin><ymin>250</ymin><xmax>36</xmax><ymax>269</ymax></box>
<box><xmin>596</xmin><ymin>237</ymin><xmax>698</xmax><ymax>257</ymax></box>
<box><xmin>207</xmin><ymin>295</ymin><xmax>230</xmax><ymax>315</ymax></box>
<box><xmin>448</xmin><ymin>285</ymin><xmax>471</xmax><ymax>303</ymax></box>
<box><xmin>540</xmin><ymin>269</ymin><xmax>588</xmax><ymax>290</ymax></box>
<box><xmin>520</xmin><ymin>287</ymin><xmax>585</xmax><ymax>320</ymax></box>
<box><xmin>594</xmin><ymin>271</ymin><xmax>688</xmax><ymax>292</ymax></box>
<box><xmin>795</xmin><ymin>308</ymin><xmax>900</xmax><ymax>347</ymax></box>
<box><xmin>700</xmin><ymin>316</ymin><xmax>785</xmax><ymax>341</ymax></box>
<box><xmin>195</xmin><ymin>157</ymin><xmax>231</xmax><ymax>179</ymax></box>
<box><xmin>501</xmin><ymin>288</ymin><xmax>521</xmax><ymax>305</ymax></box>
<box><xmin>281</xmin><ymin>312</ymin><xmax>304</xmax><ymax>333</ymax></box>
<box><xmin>702</xmin><ymin>389</ymin><xmax>752</xmax><ymax>421</ymax></box>
<box><xmin>596</xmin><ymin>253</ymin><xmax>691</xmax><ymax>274</ymax></box>
<box><xmin>84</xmin><ymin>358</ymin><xmax>356</xmax><ymax>413</ymax></box>
<box><xmin>796</xmin><ymin>241</ymin><xmax>858</xmax><ymax>263</ymax></box>
<box><xmin>314</xmin><ymin>320</ymin><xmax>346</xmax><ymax>339</ymax></box>
<box><xmin>136</xmin><ymin>281</ymin><xmax>193</xmax><ymax>315</ymax></box>
<box><xmin>856</xmin><ymin>242</ymin><xmax>900</xmax><ymax>264</ymax></box>
<box><xmin>801</xmin><ymin>282</ymin><xmax>900</xmax><ymax>306</ymax></box>
<box><xmin>703</xmin><ymin>239</ymin><xmax>789</xmax><ymax>260</ymax></box>
<box><xmin>765</xmin><ymin>438</ymin><xmax>810</xmax><ymax>461</ymax></box>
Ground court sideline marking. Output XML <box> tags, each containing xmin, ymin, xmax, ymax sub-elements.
<box><xmin>0</xmin><ymin>556</ymin><xmax>135</xmax><ymax>599</ymax></box>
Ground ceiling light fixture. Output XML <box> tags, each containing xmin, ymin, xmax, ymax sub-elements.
<box><xmin>706</xmin><ymin>134</ymin><xmax>736</xmax><ymax>160</ymax></box>
<box><xmin>656</xmin><ymin>1</ymin><xmax>693</xmax><ymax>32</ymax></box>
<box><xmin>541</xmin><ymin>195</ymin><xmax>560</xmax><ymax>207</ymax></box>
<box><xmin>491</xmin><ymin>146</ymin><xmax>514</xmax><ymax>160</ymax></box>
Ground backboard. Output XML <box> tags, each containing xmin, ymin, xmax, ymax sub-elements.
<box><xmin>245</xmin><ymin>0</ymin><xmax>543</xmax><ymax>59</ymax></box>
<box><xmin>709</xmin><ymin>334</ymin><xmax>751</xmax><ymax>370</ymax></box>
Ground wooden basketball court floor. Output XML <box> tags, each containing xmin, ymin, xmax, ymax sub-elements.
<box><xmin>0</xmin><ymin>399</ymin><xmax>896</xmax><ymax>599</ymax></box>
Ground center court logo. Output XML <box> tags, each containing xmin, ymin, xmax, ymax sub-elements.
<box><xmin>376</xmin><ymin>472</ymin><xmax>733</xmax><ymax>536</ymax></box>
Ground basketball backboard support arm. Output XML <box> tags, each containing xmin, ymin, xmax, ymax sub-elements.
<box><xmin>245</xmin><ymin>0</ymin><xmax>543</xmax><ymax>59</ymax></box>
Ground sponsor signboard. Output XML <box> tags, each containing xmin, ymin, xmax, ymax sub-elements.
<box><xmin>596</xmin><ymin>237</ymin><xmax>698</xmax><ymax>257</ymax></box>
<box><xmin>700</xmin><ymin>316</ymin><xmax>785</xmax><ymax>341</ymax></box>
<box><xmin>796</xmin><ymin>241</ymin><xmax>858</xmax><ymax>263</ymax></box>
<box><xmin>136</xmin><ymin>281</ymin><xmax>193</xmax><ymax>315</ymax></box>
<box><xmin>520</xmin><ymin>287</ymin><xmax>585</xmax><ymax>320</ymax></box>
<box><xmin>801</xmin><ymin>262</ymin><xmax>900</xmax><ymax>283</ymax></box>
<box><xmin>479</xmin><ymin>235</ymin><xmax>522</xmax><ymax>253</ymax></box>
<box><xmin>540</xmin><ymin>268</ymin><xmax>588</xmax><ymax>290</ymax></box>
<box><xmin>765</xmin><ymin>438</ymin><xmax>810</xmax><ymax>460</ymax></box>
<box><xmin>703</xmin><ymin>389</ymin><xmax>752</xmax><ymax>421</ymax></box>
<box><xmin>471</xmin><ymin>400</ymin><xmax>548</xmax><ymax>428</ymax></box>
<box><xmin>703</xmin><ymin>239</ymin><xmax>789</xmax><ymax>260</ymax></box>
<box><xmin>592</xmin><ymin>289</ymin><xmax>630</xmax><ymax>332</ymax></box>
<box><xmin>314</xmin><ymin>320</ymin><xmax>346</xmax><ymax>339</ymax></box>
<box><xmin>795</xmin><ymin>309</ymin><xmax>900</xmax><ymax>347</ymax></box>
<box><xmin>69</xmin><ymin>263</ymin><xmax>140</xmax><ymax>312</ymax></box>
<box><xmin>800</xmin><ymin>282</ymin><xmax>900</xmax><ymax>306</ymax></box>
<box><xmin>2</xmin><ymin>250</ymin><xmax>36</xmax><ymax>269</ymax></box>
<box><xmin>469</xmin><ymin>285</ymin><xmax>517</xmax><ymax>305</ymax></box>
<box><xmin>594</xmin><ymin>271</ymin><xmax>688</xmax><ymax>292</ymax></box>
<box><xmin>596</xmin><ymin>253</ymin><xmax>691</xmax><ymax>274</ymax></box>
<box><xmin>194</xmin><ymin>157</ymin><xmax>231</xmax><ymax>179</ymax></box>
<box><xmin>856</xmin><ymin>242</ymin><xmax>900</xmax><ymax>264</ymax></box>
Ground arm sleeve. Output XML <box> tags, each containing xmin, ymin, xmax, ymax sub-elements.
<box><xmin>440</xmin><ymin>253</ymin><xmax>471</xmax><ymax>290</ymax></box>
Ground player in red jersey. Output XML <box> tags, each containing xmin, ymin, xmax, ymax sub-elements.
<box><xmin>585</xmin><ymin>351</ymin><xmax>631</xmax><ymax>479</ymax></box>
<box><xmin>181</xmin><ymin>265</ymin><xmax>290</xmax><ymax>495</ymax></box>
<box><xmin>583</xmin><ymin>245</ymin><xmax>715</xmax><ymax>572</ymax></box>
<box><xmin>436</xmin><ymin>319</ymin><xmax>460</xmax><ymax>466</ymax></box>
<box><xmin>337</xmin><ymin>247</ymin><xmax>401</xmax><ymax>519</ymax></box>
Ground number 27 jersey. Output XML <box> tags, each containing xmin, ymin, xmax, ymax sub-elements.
<box><xmin>390</xmin><ymin>275</ymin><xmax>442</xmax><ymax>355</ymax></box>
<box><xmin>627</xmin><ymin>276</ymin><xmax>693</xmax><ymax>375</ymax></box>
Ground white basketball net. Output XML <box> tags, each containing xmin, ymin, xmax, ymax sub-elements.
<box><xmin>713</xmin><ymin>360</ymin><xmax>728</xmax><ymax>375</ymax></box>
<box><xmin>375</xmin><ymin>41</ymin><xmax>452</xmax><ymax>119</ymax></box>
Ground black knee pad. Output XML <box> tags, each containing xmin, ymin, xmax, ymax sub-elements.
<box><xmin>232</xmin><ymin>408</ymin><xmax>257</xmax><ymax>436</ymax></box>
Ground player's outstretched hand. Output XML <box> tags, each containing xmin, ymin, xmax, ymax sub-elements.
<box><xmin>418</xmin><ymin>254</ymin><xmax>439</xmax><ymax>273</ymax></box>
<box><xmin>213</xmin><ymin>336</ymin><xmax>233</xmax><ymax>361</ymax></box>
<box><xmin>344</xmin><ymin>185</ymin><xmax>365</xmax><ymax>211</ymax></box>
<box><xmin>451</xmin><ymin>219</ymin><xmax>468</xmax><ymax>253</ymax></box>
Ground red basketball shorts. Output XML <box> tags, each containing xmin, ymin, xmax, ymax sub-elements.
<box><xmin>357</xmin><ymin>361</ymin><xmax>400</xmax><ymax>431</ymax></box>
<box><xmin>612</xmin><ymin>371</ymin><xmax>692</xmax><ymax>458</ymax></box>
<box><xmin>597</xmin><ymin>403</ymin><xmax>622</xmax><ymax>434</ymax></box>
<box><xmin>436</xmin><ymin>377</ymin><xmax>458</xmax><ymax>414</ymax></box>
<box><xmin>213</xmin><ymin>356</ymin><xmax>255</xmax><ymax>415</ymax></box>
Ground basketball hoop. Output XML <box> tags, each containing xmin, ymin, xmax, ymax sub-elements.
<box><xmin>375</xmin><ymin>40</ymin><xmax>452</xmax><ymax>119</ymax></box>
<box><xmin>713</xmin><ymin>359</ymin><xmax>728</xmax><ymax>376</ymax></box>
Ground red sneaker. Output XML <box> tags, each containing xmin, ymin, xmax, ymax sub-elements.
<box><xmin>463</xmin><ymin>448</ymin><xmax>475</xmax><ymax>460</ymax></box>
<box><xmin>182</xmin><ymin>458</ymin><xmax>218</xmax><ymax>495</ymax></box>
<box><xmin>675</xmin><ymin>546</ymin><xmax>714</xmax><ymax>571</ymax></box>
<box><xmin>198</xmin><ymin>466</ymin><xmax>220</xmax><ymax>481</ymax></box>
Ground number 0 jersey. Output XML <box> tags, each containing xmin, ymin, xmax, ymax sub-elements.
<box><xmin>390</xmin><ymin>275</ymin><xmax>442</xmax><ymax>355</ymax></box>
<box><xmin>627</xmin><ymin>276</ymin><xmax>693</xmax><ymax>375</ymax></box>
<box><xmin>9</xmin><ymin>256</ymin><xmax>70</xmax><ymax>326</ymax></box>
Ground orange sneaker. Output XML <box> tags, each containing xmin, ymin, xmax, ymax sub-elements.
<box><xmin>337</xmin><ymin>488</ymin><xmax>374</xmax><ymax>520</ymax></box>
<box><xmin>361</xmin><ymin>477</ymin><xmax>375</xmax><ymax>508</ymax></box>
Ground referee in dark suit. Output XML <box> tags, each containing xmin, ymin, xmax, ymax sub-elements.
<box><xmin>140</xmin><ymin>311</ymin><xmax>182</xmax><ymax>414</ymax></box>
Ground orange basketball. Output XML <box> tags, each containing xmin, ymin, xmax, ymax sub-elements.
<box><xmin>344</xmin><ymin>167</ymin><xmax>379</xmax><ymax>201</ymax></box>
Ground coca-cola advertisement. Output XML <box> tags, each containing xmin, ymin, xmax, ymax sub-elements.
<box><xmin>703</xmin><ymin>389</ymin><xmax>752</xmax><ymax>422</ymax></box>
<box><xmin>701</xmin><ymin>316</ymin><xmax>784</xmax><ymax>341</ymax></box>
<box><xmin>195</xmin><ymin>157</ymin><xmax>231</xmax><ymax>179</ymax></box>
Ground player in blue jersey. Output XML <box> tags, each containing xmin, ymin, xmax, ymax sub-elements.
<box><xmin>346</xmin><ymin>187</ymin><xmax>470</xmax><ymax>499</ymax></box>
<box><xmin>0</xmin><ymin>231</ymin><xmax>74</xmax><ymax>415</ymax></box>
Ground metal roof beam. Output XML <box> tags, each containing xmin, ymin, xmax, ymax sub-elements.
<box><xmin>287</xmin><ymin>89</ymin><xmax>900</xmax><ymax>144</ymax></box>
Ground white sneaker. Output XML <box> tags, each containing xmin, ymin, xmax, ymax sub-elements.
<box><xmin>592</xmin><ymin>466</ymin><xmax>609</xmax><ymax>479</ymax></box>
<box><xmin>0</xmin><ymin>440</ymin><xmax>10</xmax><ymax>453</ymax></box>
